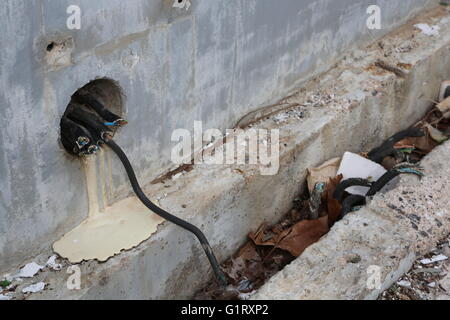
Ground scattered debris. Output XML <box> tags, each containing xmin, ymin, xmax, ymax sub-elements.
<box><xmin>337</xmin><ymin>152</ymin><xmax>386</xmax><ymax>196</ymax></box>
<box><xmin>381</xmin><ymin>238</ymin><xmax>450</xmax><ymax>300</ymax></box>
<box><xmin>0</xmin><ymin>293</ymin><xmax>12</xmax><ymax>301</ymax></box>
<box><xmin>414</xmin><ymin>23</ymin><xmax>440</xmax><ymax>36</ymax></box>
<box><xmin>425</xmin><ymin>123</ymin><xmax>449</xmax><ymax>143</ymax></box>
<box><xmin>249</xmin><ymin>216</ymin><xmax>329</xmax><ymax>257</ymax></box>
<box><xmin>420</xmin><ymin>254</ymin><xmax>448</xmax><ymax>265</ymax></box>
<box><xmin>307</xmin><ymin>157</ymin><xmax>341</xmax><ymax>194</ymax></box>
<box><xmin>0</xmin><ymin>280</ymin><xmax>11</xmax><ymax>289</ymax></box>
<box><xmin>46</xmin><ymin>255</ymin><xmax>63</xmax><ymax>271</ymax></box>
<box><xmin>369</xmin><ymin>128</ymin><xmax>426</xmax><ymax>164</ymax></box>
<box><xmin>374</xmin><ymin>60</ymin><xmax>407</xmax><ymax>78</ymax></box>
<box><xmin>325</xmin><ymin>175</ymin><xmax>344</xmax><ymax>226</ymax></box>
<box><xmin>308</xmin><ymin>182</ymin><xmax>326</xmax><ymax>220</ymax></box>
<box><xmin>14</xmin><ymin>262</ymin><xmax>44</xmax><ymax>279</ymax></box>
<box><xmin>273</xmin><ymin>109</ymin><xmax>305</xmax><ymax>124</ymax></box>
<box><xmin>437</xmin><ymin>97</ymin><xmax>450</xmax><ymax>113</ymax></box>
<box><xmin>22</xmin><ymin>282</ymin><xmax>46</xmax><ymax>294</ymax></box>
<box><xmin>197</xmin><ymin>81</ymin><xmax>449</xmax><ymax>300</ymax></box>
<box><xmin>397</xmin><ymin>280</ymin><xmax>412</xmax><ymax>288</ymax></box>
<box><xmin>394</xmin><ymin>41</ymin><xmax>415</xmax><ymax>54</ymax></box>
<box><xmin>195</xmin><ymin>240</ymin><xmax>294</xmax><ymax>300</ymax></box>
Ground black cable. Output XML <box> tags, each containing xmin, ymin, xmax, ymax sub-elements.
<box><xmin>368</xmin><ymin>147</ymin><xmax>400</xmax><ymax>164</ymax></box>
<box><xmin>444</xmin><ymin>86</ymin><xmax>450</xmax><ymax>100</ymax></box>
<box><xmin>60</xmin><ymin>116</ymin><xmax>96</xmax><ymax>155</ymax></box>
<box><xmin>368</xmin><ymin>128</ymin><xmax>424</xmax><ymax>163</ymax></box>
<box><xmin>366</xmin><ymin>164</ymin><xmax>423</xmax><ymax>197</ymax></box>
<box><xmin>104</xmin><ymin>138</ymin><xmax>227</xmax><ymax>287</ymax></box>
<box><xmin>340</xmin><ymin>195</ymin><xmax>366</xmax><ymax>218</ymax></box>
<box><xmin>74</xmin><ymin>93</ymin><xmax>127</xmax><ymax>126</ymax></box>
<box><xmin>67</xmin><ymin>107</ymin><xmax>113</xmax><ymax>139</ymax></box>
<box><xmin>333</xmin><ymin>178</ymin><xmax>373</xmax><ymax>202</ymax></box>
<box><xmin>366</xmin><ymin>170</ymin><xmax>400</xmax><ymax>197</ymax></box>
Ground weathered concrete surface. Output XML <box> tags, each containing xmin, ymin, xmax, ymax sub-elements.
<box><xmin>253</xmin><ymin>140</ymin><xmax>450</xmax><ymax>300</ymax></box>
<box><xmin>2</xmin><ymin>5</ymin><xmax>450</xmax><ymax>300</ymax></box>
<box><xmin>0</xmin><ymin>0</ymin><xmax>438</xmax><ymax>273</ymax></box>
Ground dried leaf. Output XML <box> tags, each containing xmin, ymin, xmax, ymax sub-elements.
<box><xmin>443</xmin><ymin>111</ymin><xmax>450</xmax><ymax>119</ymax></box>
<box><xmin>424</xmin><ymin>123</ymin><xmax>449</xmax><ymax>143</ymax></box>
<box><xmin>226</xmin><ymin>257</ymin><xmax>246</xmax><ymax>283</ymax></box>
<box><xmin>395</xmin><ymin>136</ymin><xmax>437</xmax><ymax>154</ymax></box>
<box><xmin>248</xmin><ymin>224</ymin><xmax>278</xmax><ymax>247</ymax></box>
<box><xmin>325</xmin><ymin>174</ymin><xmax>343</xmax><ymax>227</ymax></box>
<box><xmin>237</xmin><ymin>242</ymin><xmax>261</xmax><ymax>262</ymax></box>
<box><xmin>222</xmin><ymin>242</ymin><xmax>264</xmax><ymax>286</ymax></box>
<box><xmin>306</xmin><ymin>157</ymin><xmax>341</xmax><ymax>194</ymax></box>
<box><xmin>381</xmin><ymin>156</ymin><xmax>398</xmax><ymax>170</ymax></box>
<box><xmin>437</xmin><ymin>96</ymin><xmax>450</xmax><ymax>113</ymax></box>
<box><xmin>276</xmin><ymin>216</ymin><xmax>329</xmax><ymax>257</ymax></box>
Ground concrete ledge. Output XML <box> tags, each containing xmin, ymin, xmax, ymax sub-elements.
<box><xmin>252</xmin><ymin>140</ymin><xmax>450</xmax><ymax>300</ymax></box>
<box><xmin>5</xmin><ymin>7</ymin><xmax>450</xmax><ymax>300</ymax></box>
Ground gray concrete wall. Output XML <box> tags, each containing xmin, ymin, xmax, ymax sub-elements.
<box><xmin>0</xmin><ymin>0</ymin><xmax>436</xmax><ymax>273</ymax></box>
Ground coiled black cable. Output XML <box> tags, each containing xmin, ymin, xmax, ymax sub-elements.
<box><xmin>366</xmin><ymin>170</ymin><xmax>401</xmax><ymax>197</ymax></box>
<box><xmin>340</xmin><ymin>195</ymin><xmax>366</xmax><ymax>218</ymax></box>
<box><xmin>368</xmin><ymin>128</ymin><xmax>424</xmax><ymax>163</ymax></box>
<box><xmin>104</xmin><ymin>138</ymin><xmax>227</xmax><ymax>286</ymax></box>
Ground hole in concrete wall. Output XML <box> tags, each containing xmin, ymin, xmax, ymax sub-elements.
<box><xmin>172</xmin><ymin>0</ymin><xmax>191</xmax><ymax>10</ymax></box>
<box><xmin>46</xmin><ymin>42</ymin><xmax>56</xmax><ymax>52</ymax></box>
<box><xmin>60</xmin><ymin>78</ymin><xmax>125</xmax><ymax>156</ymax></box>
<box><xmin>43</xmin><ymin>37</ymin><xmax>74</xmax><ymax>71</ymax></box>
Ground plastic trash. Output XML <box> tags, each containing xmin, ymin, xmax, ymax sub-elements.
<box><xmin>336</xmin><ymin>152</ymin><xmax>387</xmax><ymax>196</ymax></box>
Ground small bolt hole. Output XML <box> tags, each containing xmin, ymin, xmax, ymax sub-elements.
<box><xmin>46</xmin><ymin>42</ymin><xmax>55</xmax><ymax>52</ymax></box>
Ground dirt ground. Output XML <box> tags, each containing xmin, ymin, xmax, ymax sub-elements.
<box><xmin>380</xmin><ymin>235</ymin><xmax>450</xmax><ymax>300</ymax></box>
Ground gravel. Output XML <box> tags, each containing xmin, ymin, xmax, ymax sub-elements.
<box><xmin>380</xmin><ymin>236</ymin><xmax>450</xmax><ymax>300</ymax></box>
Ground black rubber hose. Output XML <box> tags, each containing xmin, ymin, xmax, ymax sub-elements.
<box><xmin>340</xmin><ymin>195</ymin><xmax>366</xmax><ymax>218</ymax></box>
<box><xmin>67</xmin><ymin>107</ymin><xmax>113</xmax><ymax>138</ymax></box>
<box><xmin>368</xmin><ymin>128</ymin><xmax>424</xmax><ymax>163</ymax></box>
<box><xmin>74</xmin><ymin>93</ymin><xmax>125</xmax><ymax>125</ymax></box>
<box><xmin>444</xmin><ymin>86</ymin><xmax>450</xmax><ymax>100</ymax></box>
<box><xmin>366</xmin><ymin>170</ymin><xmax>400</xmax><ymax>197</ymax></box>
<box><xmin>104</xmin><ymin>138</ymin><xmax>227</xmax><ymax>286</ymax></box>
<box><xmin>60</xmin><ymin>116</ymin><xmax>95</xmax><ymax>155</ymax></box>
<box><xmin>368</xmin><ymin>147</ymin><xmax>400</xmax><ymax>164</ymax></box>
<box><xmin>333</xmin><ymin>178</ymin><xmax>373</xmax><ymax>202</ymax></box>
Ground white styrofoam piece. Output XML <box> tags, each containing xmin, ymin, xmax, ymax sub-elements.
<box><xmin>337</xmin><ymin>152</ymin><xmax>387</xmax><ymax>196</ymax></box>
<box><xmin>46</xmin><ymin>255</ymin><xmax>62</xmax><ymax>271</ymax></box>
<box><xmin>22</xmin><ymin>282</ymin><xmax>46</xmax><ymax>294</ymax></box>
<box><xmin>420</xmin><ymin>254</ymin><xmax>448</xmax><ymax>265</ymax></box>
<box><xmin>14</xmin><ymin>262</ymin><xmax>44</xmax><ymax>279</ymax></box>
<box><xmin>414</xmin><ymin>23</ymin><xmax>440</xmax><ymax>36</ymax></box>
